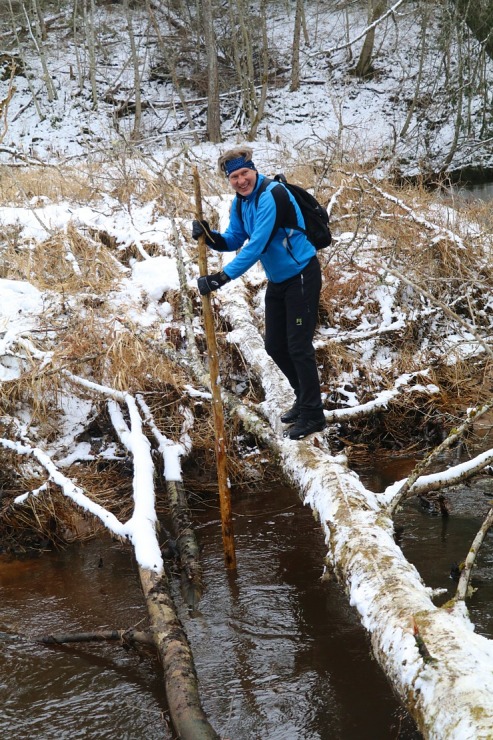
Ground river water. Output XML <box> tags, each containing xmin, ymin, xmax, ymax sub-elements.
<box><xmin>0</xmin><ymin>483</ymin><xmax>421</xmax><ymax>740</ymax></box>
<box><xmin>2</xmin><ymin>455</ymin><xmax>493</xmax><ymax>738</ymax></box>
<box><xmin>452</xmin><ymin>180</ymin><xmax>493</xmax><ymax>202</ymax></box>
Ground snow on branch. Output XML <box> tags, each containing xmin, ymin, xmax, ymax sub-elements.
<box><xmin>217</xmin><ymin>271</ymin><xmax>493</xmax><ymax>736</ymax></box>
<box><xmin>360</xmin><ymin>175</ymin><xmax>467</xmax><ymax>249</ymax></box>
<box><xmin>383</xmin><ymin>399</ymin><xmax>493</xmax><ymax>512</ymax></box>
<box><xmin>380</xmin><ymin>448</ymin><xmax>493</xmax><ymax>509</ymax></box>
<box><xmin>136</xmin><ymin>393</ymin><xmax>192</xmax><ymax>482</ymax></box>
<box><xmin>310</xmin><ymin>0</ymin><xmax>407</xmax><ymax>58</ymax></box>
<box><xmin>454</xmin><ymin>507</ymin><xmax>493</xmax><ymax>603</ymax></box>
<box><xmin>64</xmin><ymin>371</ymin><xmax>163</xmax><ymax>571</ymax></box>
<box><xmin>0</xmin><ymin>436</ymin><xmax>126</xmax><ymax>536</ymax></box>
<box><xmin>325</xmin><ymin>371</ymin><xmax>439</xmax><ymax>422</ymax></box>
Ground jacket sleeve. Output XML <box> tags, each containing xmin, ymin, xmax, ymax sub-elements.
<box><xmin>222</xmin><ymin>188</ymin><xmax>279</xmax><ymax>280</ymax></box>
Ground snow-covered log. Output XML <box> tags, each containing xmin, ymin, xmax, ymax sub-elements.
<box><xmin>0</xmin><ymin>382</ymin><xmax>218</xmax><ymax>740</ymax></box>
<box><xmin>219</xmin><ymin>279</ymin><xmax>493</xmax><ymax>738</ymax></box>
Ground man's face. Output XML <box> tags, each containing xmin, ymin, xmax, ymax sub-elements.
<box><xmin>228</xmin><ymin>167</ymin><xmax>257</xmax><ymax>197</ymax></box>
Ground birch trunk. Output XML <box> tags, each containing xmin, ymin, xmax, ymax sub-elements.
<box><xmin>139</xmin><ymin>566</ymin><xmax>219</xmax><ymax>740</ymax></box>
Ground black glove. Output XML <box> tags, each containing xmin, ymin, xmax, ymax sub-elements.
<box><xmin>197</xmin><ymin>271</ymin><xmax>230</xmax><ymax>296</ymax></box>
<box><xmin>192</xmin><ymin>219</ymin><xmax>210</xmax><ymax>241</ymax></box>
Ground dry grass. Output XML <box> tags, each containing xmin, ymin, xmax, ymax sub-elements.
<box><xmin>1</xmin><ymin>155</ymin><xmax>493</xmax><ymax>550</ymax></box>
<box><xmin>0</xmin><ymin>165</ymin><xmax>100</xmax><ymax>206</ymax></box>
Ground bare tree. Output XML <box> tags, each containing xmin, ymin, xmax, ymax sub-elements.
<box><xmin>123</xmin><ymin>0</ymin><xmax>144</xmax><ymax>140</ymax></box>
<box><xmin>201</xmin><ymin>0</ymin><xmax>221</xmax><ymax>142</ymax></box>
<box><xmin>84</xmin><ymin>0</ymin><xmax>98</xmax><ymax>109</ymax></box>
<box><xmin>227</xmin><ymin>0</ymin><xmax>268</xmax><ymax>139</ymax></box>
<box><xmin>290</xmin><ymin>0</ymin><xmax>303</xmax><ymax>92</ymax></box>
<box><xmin>354</xmin><ymin>0</ymin><xmax>388</xmax><ymax>78</ymax></box>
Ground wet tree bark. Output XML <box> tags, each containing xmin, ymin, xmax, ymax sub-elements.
<box><xmin>167</xmin><ymin>479</ymin><xmax>203</xmax><ymax>609</ymax></box>
<box><xmin>139</xmin><ymin>566</ymin><xmax>219</xmax><ymax>740</ymax></box>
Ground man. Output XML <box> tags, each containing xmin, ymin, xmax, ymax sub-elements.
<box><xmin>192</xmin><ymin>146</ymin><xmax>326</xmax><ymax>441</ymax></box>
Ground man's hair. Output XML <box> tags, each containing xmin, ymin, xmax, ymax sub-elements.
<box><xmin>217</xmin><ymin>146</ymin><xmax>254</xmax><ymax>176</ymax></box>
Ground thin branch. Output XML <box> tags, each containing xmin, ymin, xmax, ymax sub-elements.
<box><xmin>454</xmin><ymin>507</ymin><xmax>493</xmax><ymax>602</ymax></box>
<box><xmin>382</xmin><ymin>399</ymin><xmax>493</xmax><ymax>514</ymax></box>
<box><xmin>310</xmin><ymin>0</ymin><xmax>407</xmax><ymax>58</ymax></box>
<box><xmin>37</xmin><ymin>628</ymin><xmax>154</xmax><ymax>647</ymax></box>
<box><xmin>385</xmin><ymin>265</ymin><xmax>493</xmax><ymax>362</ymax></box>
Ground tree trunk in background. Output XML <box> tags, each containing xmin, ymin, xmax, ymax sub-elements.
<box><xmin>144</xmin><ymin>0</ymin><xmax>200</xmax><ymax>144</ymax></box>
<box><xmin>455</xmin><ymin>0</ymin><xmax>493</xmax><ymax>60</ymax></box>
<box><xmin>247</xmin><ymin>0</ymin><xmax>268</xmax><ymax>140</ymax></box>
<box><xmin>33</xmin><ymin>0</ymin><xmax>47</xmax><ymax>41</ymax></box>
<box><xmin>354</xmin><ymin>0</ymin><xmax>387</xmax><ymax>78</ymax></box>
<box><xmin>85</xmin><ymin>0</ymin><xmax>98</xmax><ymax>109</ymax></box>
<box><xmin>399</xmin><ymin>2</ymin><xmax>430</xmax><ymax>139</ymax></box>
<box><xmin>124</xmin><ymin>0</ymin><xmax>142</xmax><ymax>140</ymax></box>
<box><xmin>201</xmin><ymin>0</ymin><xmax>221</xmax><ymax>142</ymax></box>
<box><xmin>290</xmin><ymin>0</ymin><xmax>303</xmax><ymax>91</ymax></box>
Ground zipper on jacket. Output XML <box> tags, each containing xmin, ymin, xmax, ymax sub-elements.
<box><xmin>283</xmin><ymin>229</ymin><xmax>301</xmax><ymax>266</ymax></box>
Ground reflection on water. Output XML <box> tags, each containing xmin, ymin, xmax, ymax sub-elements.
<box><xmin>453</xmin><ymin>181</ymin><xmax>493</xmax><ymax>202</ymax></box>
<box><xmin>0</xmin><ymin>485</ymin><xmax>420</xmax><ymax>740</ymax></box>
<box><xmin>0</xmin><ymin>542</ymin><xmax>170</xmax><ymax>739</ymax></box>
<box><xmin>393</xmin><ymin>479</ymin><xmax>493</xmax><ymax>638</ymax></box>
<box><xmin>359</xmin><ymin>454</ymin><xmax>493</xmax><ymax>639</ymax></box>
<box><xmin>180</xmin><ymin>487</ymin><xmax>419</xmax><ymax>739</ymax></box>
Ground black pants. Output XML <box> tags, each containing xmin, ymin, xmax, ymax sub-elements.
<box><xmin>264</xmin><ymin>256</ymin><xmax>323</xmax><ymax>420</ymax></box>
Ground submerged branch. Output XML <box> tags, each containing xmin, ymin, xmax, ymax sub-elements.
<box><xmin>37</xmin><ymin>628</ymin><xmax>154</xmax><ymax>647</ymax></box>
<box><xmin>167</xmin><ymin>479</ymin><xmax>204</xmax><ymax>609</ymax></box>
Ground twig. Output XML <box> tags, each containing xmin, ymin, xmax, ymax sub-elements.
<box><xmin>454</xmin><ymin>507</ymin><xmax>493</xmax><ymax>602</ymax></box>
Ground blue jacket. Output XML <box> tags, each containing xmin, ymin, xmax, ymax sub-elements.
<box><xmin>207</xmin><ymin>174</ymin><xmax>316</xmax><ymax>283</ymax></box>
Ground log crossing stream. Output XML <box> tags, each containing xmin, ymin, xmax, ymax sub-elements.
<box><xmin>1</xmin><ymin>483</ymin><xmax>422</xmax><ymax>739</ymax></box>
<box><xmin>2</xmin><ymin>177</ymin><xmax>493</xmax><ymax>738</ymax></box>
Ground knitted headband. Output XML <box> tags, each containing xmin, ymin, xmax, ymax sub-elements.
<box><xmin>224</xmin><ymin>157</ymin><xmax>256</xmax><ymax>176</ymax></box>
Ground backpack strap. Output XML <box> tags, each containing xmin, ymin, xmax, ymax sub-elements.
<box><xmin>235</xmin><ymin>177</ymin><xmax>298</xmax><ymax>254</ymax></box>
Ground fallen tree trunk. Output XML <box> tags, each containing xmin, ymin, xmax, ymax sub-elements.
<box><xmin>139</xmin><ymin>566</ymin><xmax>219</xmax><ymax>740</ymax></box>
<box><xmin>37</xmin><ymin>628</ymin><xmax>154</xmax><ymax>647</ymax></box>
<box><xmin>1</xmin><ymin>386</ymin><xmax>218</xmax><ymax>740</ymax></box>
<box><xmin>219</xmin><ymin>279</ymin><xmax>493</xmax><ymax>738</ymax></box>
<box><xmin>167</xmin><ymin>479</ymin><xmax>203</xmax><ymax>609</ymax></box>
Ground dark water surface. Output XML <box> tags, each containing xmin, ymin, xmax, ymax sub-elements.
<box><xmin>0</xmin><ymin>484</ymin><xmax>420</xmax><ymax>740</ymax></box>
<box><xmin>454</xmin><ymin>180</ymin><xmax>493</xmax><ymax>202</ymax></box>
<box><xmin>359</xmin><ymin>451</ymin><xmax>493</xmax><ymax>638</ymax></box>
<box><xmin>181</xmin><ymin>486</ymin><xmax>418</xmax><ymax>740</ymax></box>
<box><xmin>0</xmin><ymin>539</ymin><xmax>168</xmax><ymax>739</ymax></box>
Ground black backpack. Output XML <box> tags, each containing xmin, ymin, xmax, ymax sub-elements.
<box><xmin>235</xmin><ymin>174</ymin><xmax>332</xmax><ymax>252</ymax></box>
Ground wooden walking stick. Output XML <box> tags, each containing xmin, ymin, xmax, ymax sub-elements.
<box><xmin>193</xmin><ymin>166</ymin><xmax>237</xmax><ymax>571</ymax></box>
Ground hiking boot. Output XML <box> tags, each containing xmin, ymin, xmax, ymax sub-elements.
<box><xmin>284</xmin><ymin>416</ymin><xmax>326</xmax><ymax>440</ymax></box>
<box><xmin>280</xmin><ymin>403</ymin><xmax>300</xmax><ymax>424</ymax></box>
